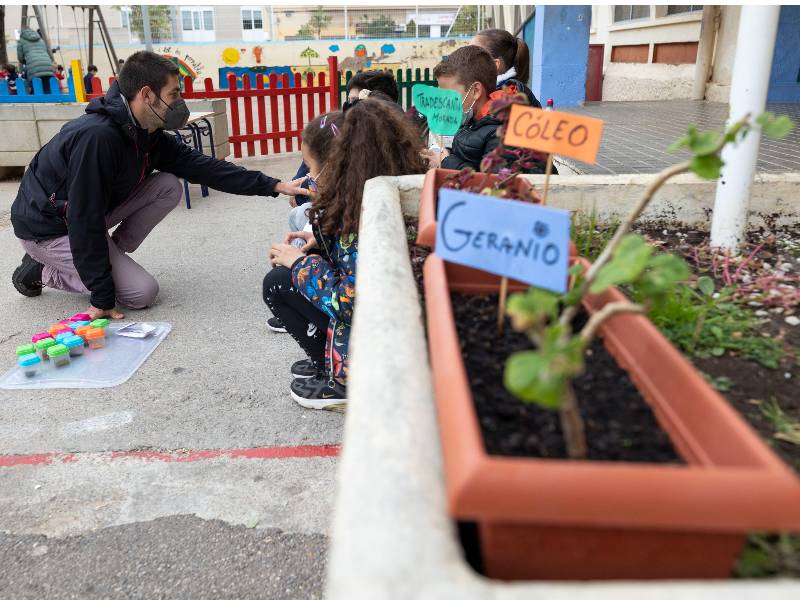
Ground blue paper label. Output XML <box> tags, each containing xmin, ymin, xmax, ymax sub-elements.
<box><xmin>435</xmin><ymin>188</ymin><xmax>570</xmax><ymax>294</ymax></box>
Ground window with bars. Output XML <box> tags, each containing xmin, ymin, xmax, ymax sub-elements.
<box><xmin>666</xmin><ymin>6</ymin><xmax>703</xmax><ymax>16</ymax></box>
<box><xmin>180</xmin><ymin>7</ymin><xmax>215</xmax><ymax>41</ymax></box>
<box><xmin>613</xmin><ymin>5</ymin><xmax>651</xmax><ymax>22</ymax></box>
<box><xmin>241</xmin><ymin>6</ymin><xmax>266</xmax><ymax>41</ymax></box>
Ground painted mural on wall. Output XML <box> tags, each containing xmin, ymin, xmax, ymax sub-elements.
<box><xmin>158</xmin><ymin>47</ymin><xmax>203</xmax><ymax>80</ymax></box>
<box><xmin>219</xmin><ymin>66</ymin><xmax>296</xmax><ymax>90</ymax></box>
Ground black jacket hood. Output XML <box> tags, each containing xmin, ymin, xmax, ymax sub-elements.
<box><xmin>85</xmin><ymin>81</ymin><xmax>152</xmax><ymax>148</ymax></box>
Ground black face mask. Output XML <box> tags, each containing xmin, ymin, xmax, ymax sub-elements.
<box><xmin>148</xmin><ymin>92</ymin><xmax>190</xmax><ymax>130</ymax></box>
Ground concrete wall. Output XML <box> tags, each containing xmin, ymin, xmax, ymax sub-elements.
<box><xmin>0</xmin><ymin>100</ymin><xmax>229</xmax><ymax>168</ymax></box>
<box><xmin>768</xmin><ymin>6</ymin><xmax>800</xmax><ymax>102</ymax></box>
<box><xmin>528</xmin><ymin>5</ymin><xmax>592</xmax><ymax>107</ymax></box>
<box><xmin>589</xmin><ymin>5</ymin><xmax>702</xmax><ymax>102</ymax></box>
<box><xmin>705</xmin><ymin>6</ymin><xmax>740</xmax><ymax>104</ymax></box>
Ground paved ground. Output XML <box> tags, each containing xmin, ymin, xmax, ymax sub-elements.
<box><xmin>561</xmin><ymin>101</ymin><xmax>800</xmax><ymax>175</ymax></box>
<box><xmin>0</xmin><ymin>154</ymin><xmax>339</xmax><ymax>599</ymax></box>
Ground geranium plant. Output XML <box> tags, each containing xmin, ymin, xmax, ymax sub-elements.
<box><xmin>502</xmin><ymin>112</ymin><xmax>794</xmax><ymax>459</ymax></box>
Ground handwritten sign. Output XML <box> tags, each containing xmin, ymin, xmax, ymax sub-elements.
<box><xmin>503</xmin><ymin>105</ymin><xmax>604</xmax><ymax>164</ymax></box>
<box><xmin>412</xmin><ymin>84</ymin><xmax>462</xmax><ymax>136</ymax></box>
<box><xmin>436</xmin><ymin>189</ymin><xmax>571</xmax><ymax>293</ymax></box>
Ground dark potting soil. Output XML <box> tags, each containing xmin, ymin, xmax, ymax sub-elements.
<box><xmin>452</xmin><ymin>293</ymin><xmax>682</xmax><ymax>463</ymax></box>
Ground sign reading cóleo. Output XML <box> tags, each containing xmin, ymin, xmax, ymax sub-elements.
<box><xmin>503</xmin><ymin>104</ymin><xmax>604</xmax><ymax>164</ymax></box>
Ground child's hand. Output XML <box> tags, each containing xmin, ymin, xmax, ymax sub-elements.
<box><xmin>421</xmin><ymin>148</ymin><xmax>448</xmax><ymax>168</ymax></box>
<box><xmin>285</xmin><ymin>231</ymin><xmax>318</xmax><ymax>252</ymax></box>
<box><xmin>270</xmin><ymin>243</ymin><xmax>305</xmax><ymax>268</ymax></box>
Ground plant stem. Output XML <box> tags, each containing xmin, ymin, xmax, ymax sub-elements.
<box><xmin>579</xmin><ymin>302</ymin><xmax>647</xmax><ymax>344</ymax></box>
<box><xmin>558</xmin><ymin>160</ymin><xmax>692</xmax><ymax>329</ymax></box>
<box><xmin>560</xmin><ymin>385</ymin><xmax>587</xmax><ymax>459</ymax></box>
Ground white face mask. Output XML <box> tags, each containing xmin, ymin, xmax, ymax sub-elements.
<box><xmin>461</xmin><ymin>83</ymin><xmax>477</xmax><ymax>126</ymax></box>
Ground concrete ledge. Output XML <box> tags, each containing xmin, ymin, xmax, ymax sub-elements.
<box><xmin>325</xmin><ymin>175</ymin><xmax>800</xmax><ymax>599</ymax></box>
<box><xmin>522</xmin><ymin>172</ymin><xmax>800</xmax><ymax>229</ymax></box>
<box><xmin>0</xmin><ymin>122</ymin><xmax>40</xmax><ymax>152</ymax></box>
<box><xmin>0</xmin><ymin>99</ymin><xmax>231</xmax><ymax>165</ymax></box>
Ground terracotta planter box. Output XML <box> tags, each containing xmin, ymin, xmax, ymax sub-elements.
<box><xmin>416</xmin><ymin>168</ymin><xmax>541</xmax><ymax>248</ymax></box>
<box><xmin>423</xmin><ymin>254</ymin><xmax>800</xmax><ymax>581</ymax></box>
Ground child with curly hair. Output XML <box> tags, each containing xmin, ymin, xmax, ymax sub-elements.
<box><xmin>264</xmin><ymin>99</ymin><xmax>427</xmax><ymax>410</ymax></box>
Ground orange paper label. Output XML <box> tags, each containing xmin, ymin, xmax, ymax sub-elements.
<box><xmin>503</xmin><ymin>105</ymin><xmax>604</xmax><ymax>164</ymax></box>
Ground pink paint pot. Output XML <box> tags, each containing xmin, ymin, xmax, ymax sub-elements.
<box><xmin>31</xmin><ymin>332</ymin><xmax>51</xmax><ymax>344</ymax></box>
<box><xmin>71</xmin><ymin>313</ymin><xmax>92</xmax><ymax>322</ymax></box>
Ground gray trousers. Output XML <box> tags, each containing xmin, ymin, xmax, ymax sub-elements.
<box><xmin>19</xmin><ymin>172</ymin><xmax>183</xmax><ymax>310</ymax></box>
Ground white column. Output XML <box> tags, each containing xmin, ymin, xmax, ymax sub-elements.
<box><xmin>710</xmin><ymin>5</ymin><xmax>780</xmax><ymax>252</ymax></box>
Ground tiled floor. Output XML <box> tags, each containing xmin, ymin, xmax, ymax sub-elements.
<box><xmin>559</xmin><ymin>101</ymin><xmax>800</xmax><ymax>175</ymax></box>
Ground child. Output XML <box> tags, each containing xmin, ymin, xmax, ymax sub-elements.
<box><xmin>287</xmin><ymin>111</ymin><xmax>344</xmax><ymax>232</ymax></box>
<box><xmin>425</xmin><ymin>45</ymin><xmax>550</xmax><ymax>175</ymax></box>
<box><xmin>424</xmin><ymin>45</ymin><xmax>505</xmax><ymax>172</ymax></box>
<box><xmin>289</xmin><ymin>70</ymin><xmax>400</xmax><ymax>213</ymax></box>
<box><xmin>471</xmin><ymin>28</ymin><xmax>542</xmax><ymax>109</ymax></box>
<box><xmin>264</xmin><ymin>99</ymin><xmax>427</xmax><ymax>410</ymax></box>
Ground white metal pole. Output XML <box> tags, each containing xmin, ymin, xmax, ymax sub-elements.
<box><xmin>141</xmin><ymin>5</ymin><xmax>153</xmax><ymax>52</ymax></box>
<box><xmin>268</xmin><ymin>6</ymin><xmax>274</xmax><ymax>41</ymax></box>
<box><xmin>344</xmin><ymin>5</ymin><xmax>348</xmax><ymax>41</ymax></box>
<box><xmin>710</xmin><ymin>5</ymin><xmax>780</xmax><ymax>252</ymax></box>
<box><xmin>691</xmin><ymin>5</ymin><xmax>718</xmax><ymax>100</ymax></box>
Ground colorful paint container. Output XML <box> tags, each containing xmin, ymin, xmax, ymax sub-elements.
<box><xmin>17</xmin><ymin>353</ymin><xmax>42</xmax><ymax>378</ymax></box>
<box><xmin>47</xmin><ymin>344</ymin><xmax>71</xmax><ymax>368</ymax></box>
<box><xmin>59</xmin><ymin>319</ymin><xmax>72</xmax><ymax>325</ymax></box>
<box><xmin>90</xmin><ymin>318</ymin><xmax>110</xmax><ymax>329</ymax></box>
<box><xmin>63</xmin><ymin>335</ymin><xmax>86</xmax><ymax>357</ymax></box>
<box><xmin>74</xmin><ymin>326</ymin><xmax>93</xmax><ymax>342</ymax></box>
<box><xmin>85</xmin><ymin>328</ymin><xmax>106</xmax><ymax>350</ymax></box>
<box><xmin>71</xmin><ymin>313</ymin><xmax>92</xmax><ymax>322</ymax></box>
<box><xmin>55</xmin><ymin>332</ymin><xmax>73</xmax><ymax>344</ymax></box>
<box><xmin>16</xmin><ymin>343</ymin><xmax>36</xmax><ymax>357</ymax></box>
<box><xmin>35</xmin><ymin>337</ymin><xmax>56</xmax><ymax>360</ymax></box>
<box><xmin>69</xmin><ymin>320</ymin><xmax>91</xmax><ymax>331</ymax></box>
<box><xmin>32</xmin><ymin>332</ymin><xmax>51</xmax><ymax>344</ymax></box>
<box><xmin>48</xmin><ymin>324</ymin><xmax>70</xmax><ymax>337</ymax></box>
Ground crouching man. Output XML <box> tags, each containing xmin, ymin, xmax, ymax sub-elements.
<box><xmin>11</xmin><ymin>51</ymin><xmax>305</xmax><ymax>320</ymax></box>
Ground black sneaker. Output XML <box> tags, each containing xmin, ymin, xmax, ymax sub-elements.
<box><xmin>12</xmin><ymin>254</ymin><xmax>44</xmax><ymax>298</ymax></box>
<box><xmin>267</xmin><ymin>316</ymin><xmax>287</xmax><ymax>333</ymax></box>
<box><xmin>290</xmin><ymin>374</ymin><xmax>347</xmax><ymax>411</ymax></box>
<box><xmin>291</xmin><ymin>359</ymin><xmax>321</xmax><ymax>379</ymax></box>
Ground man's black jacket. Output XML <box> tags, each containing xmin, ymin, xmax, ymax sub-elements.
<box><xmin>11</xmin><ymin>81</ymin><xmax>280</xmax><ymax>309</ymax></box>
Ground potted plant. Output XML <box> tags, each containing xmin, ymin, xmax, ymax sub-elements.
<box><xmin>416</xmin><ymin>95</ymin><xmax>547</xmax><ymax>247</ymax></box>
<box><xmin>422</xmin><ymin>113</ymin><xmax>800</xmax><ymax>580</ymax></box>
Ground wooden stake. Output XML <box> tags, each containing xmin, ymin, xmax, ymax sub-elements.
<box><xmin>542</xmin><ymin>153</ymin><xmax>554</xmax><ymax>205</ymax></box>
<box><xmin>497</xmin><ymin>276</ymin><xmax>509</xmax><ymax>336</ymax></box>
<box><xmin>496</xmin><ymin>154</ymin><xmax>555</xmax><ymax>336</ymax></box>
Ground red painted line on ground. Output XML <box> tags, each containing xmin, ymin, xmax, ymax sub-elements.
<box><xmin>0</xmin><ymin>444</ymin><xmax>340</xmax><ymax>468</ymax></box>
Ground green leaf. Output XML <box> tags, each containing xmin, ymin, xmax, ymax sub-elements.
<box><xmin>690</xmin><ymin>154</ymin><xmax>725</xmax><ymax>180</ymax></box>
<box><xmin>711</xmin><ymin>346</ymin><xmax>725</xmax><ymax>357</ymax></box>
<box><xmin>507</xmin><ymin>288</ymin><xmax>560</xmax><ymax>331</ymax></box>
<box><xmin>667</xmin><ymin>135</ymin><xmax>690</xmax><ymax>153</ymax></box>
<box><xmin>756</xmin><ymin>112</ymin><xmax>795</xmax><ymax>139</ymax></box>
<box><xmin>590</xmin><ymin>234</ymin><xmax>652</xmax><ymax>294</ymax></box>
<box><xmin>504</xmin><ymin>350</ymin><xmax>565</xmax><ymax>409</ymax></box>
<box><xmin>504</xmin><ymin>327</ymin><xmax>586</xmax><ymax>410</ymax></box>
<box><xmin>688</xmin><ymin>130</ymin><xmax>720</xmax><ymax>156</ymax></box>
<box><xmin>568</xmin><ymin>263</ymin><xmax>584</xmax><ymax>277</ymax></box>
<box><xmin>697</xmin><ymin>275</ymin><xmax>715</xmax><ymax>296</ymax></box>
<box><xmin>636</xmin><ymin>254</ymin><xmax>690</xmax><ymax>299</ymax></box>
<box><xmin>710</xmin><ymin>325</ymin><xmax>723</xmax><ymax>339</ymax></box>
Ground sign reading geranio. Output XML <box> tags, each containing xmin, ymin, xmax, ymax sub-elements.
<box><xmin>412</xmin><ymin>84</ymin><xmax>462</xmax><ymax>136</ymax></box>
<box><xmin>435</xmin><ymin>189</ymin><xmax>571</xmax><ymax>294</ymax></box>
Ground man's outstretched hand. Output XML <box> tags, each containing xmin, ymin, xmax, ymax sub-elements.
<box><xmin>275</xmin><ymin>176</ymin><xmax>309</xmax><ymax>197</ymax></box>
<box><xmin>87</xmin><ymin>306</ymin><xmax>125</xmax><ymax>321</ymax></box>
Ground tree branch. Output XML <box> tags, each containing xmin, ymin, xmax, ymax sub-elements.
<box><xmin>579</xmin><ymin>302</ymin><xmax>647</xmax><ymax>345</ymax></box>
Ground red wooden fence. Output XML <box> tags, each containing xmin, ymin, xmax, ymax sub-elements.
<box><xmin>183</xmin><ymin>56</ymin><xmax>339</xmax><ymax>158</ymax></box>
